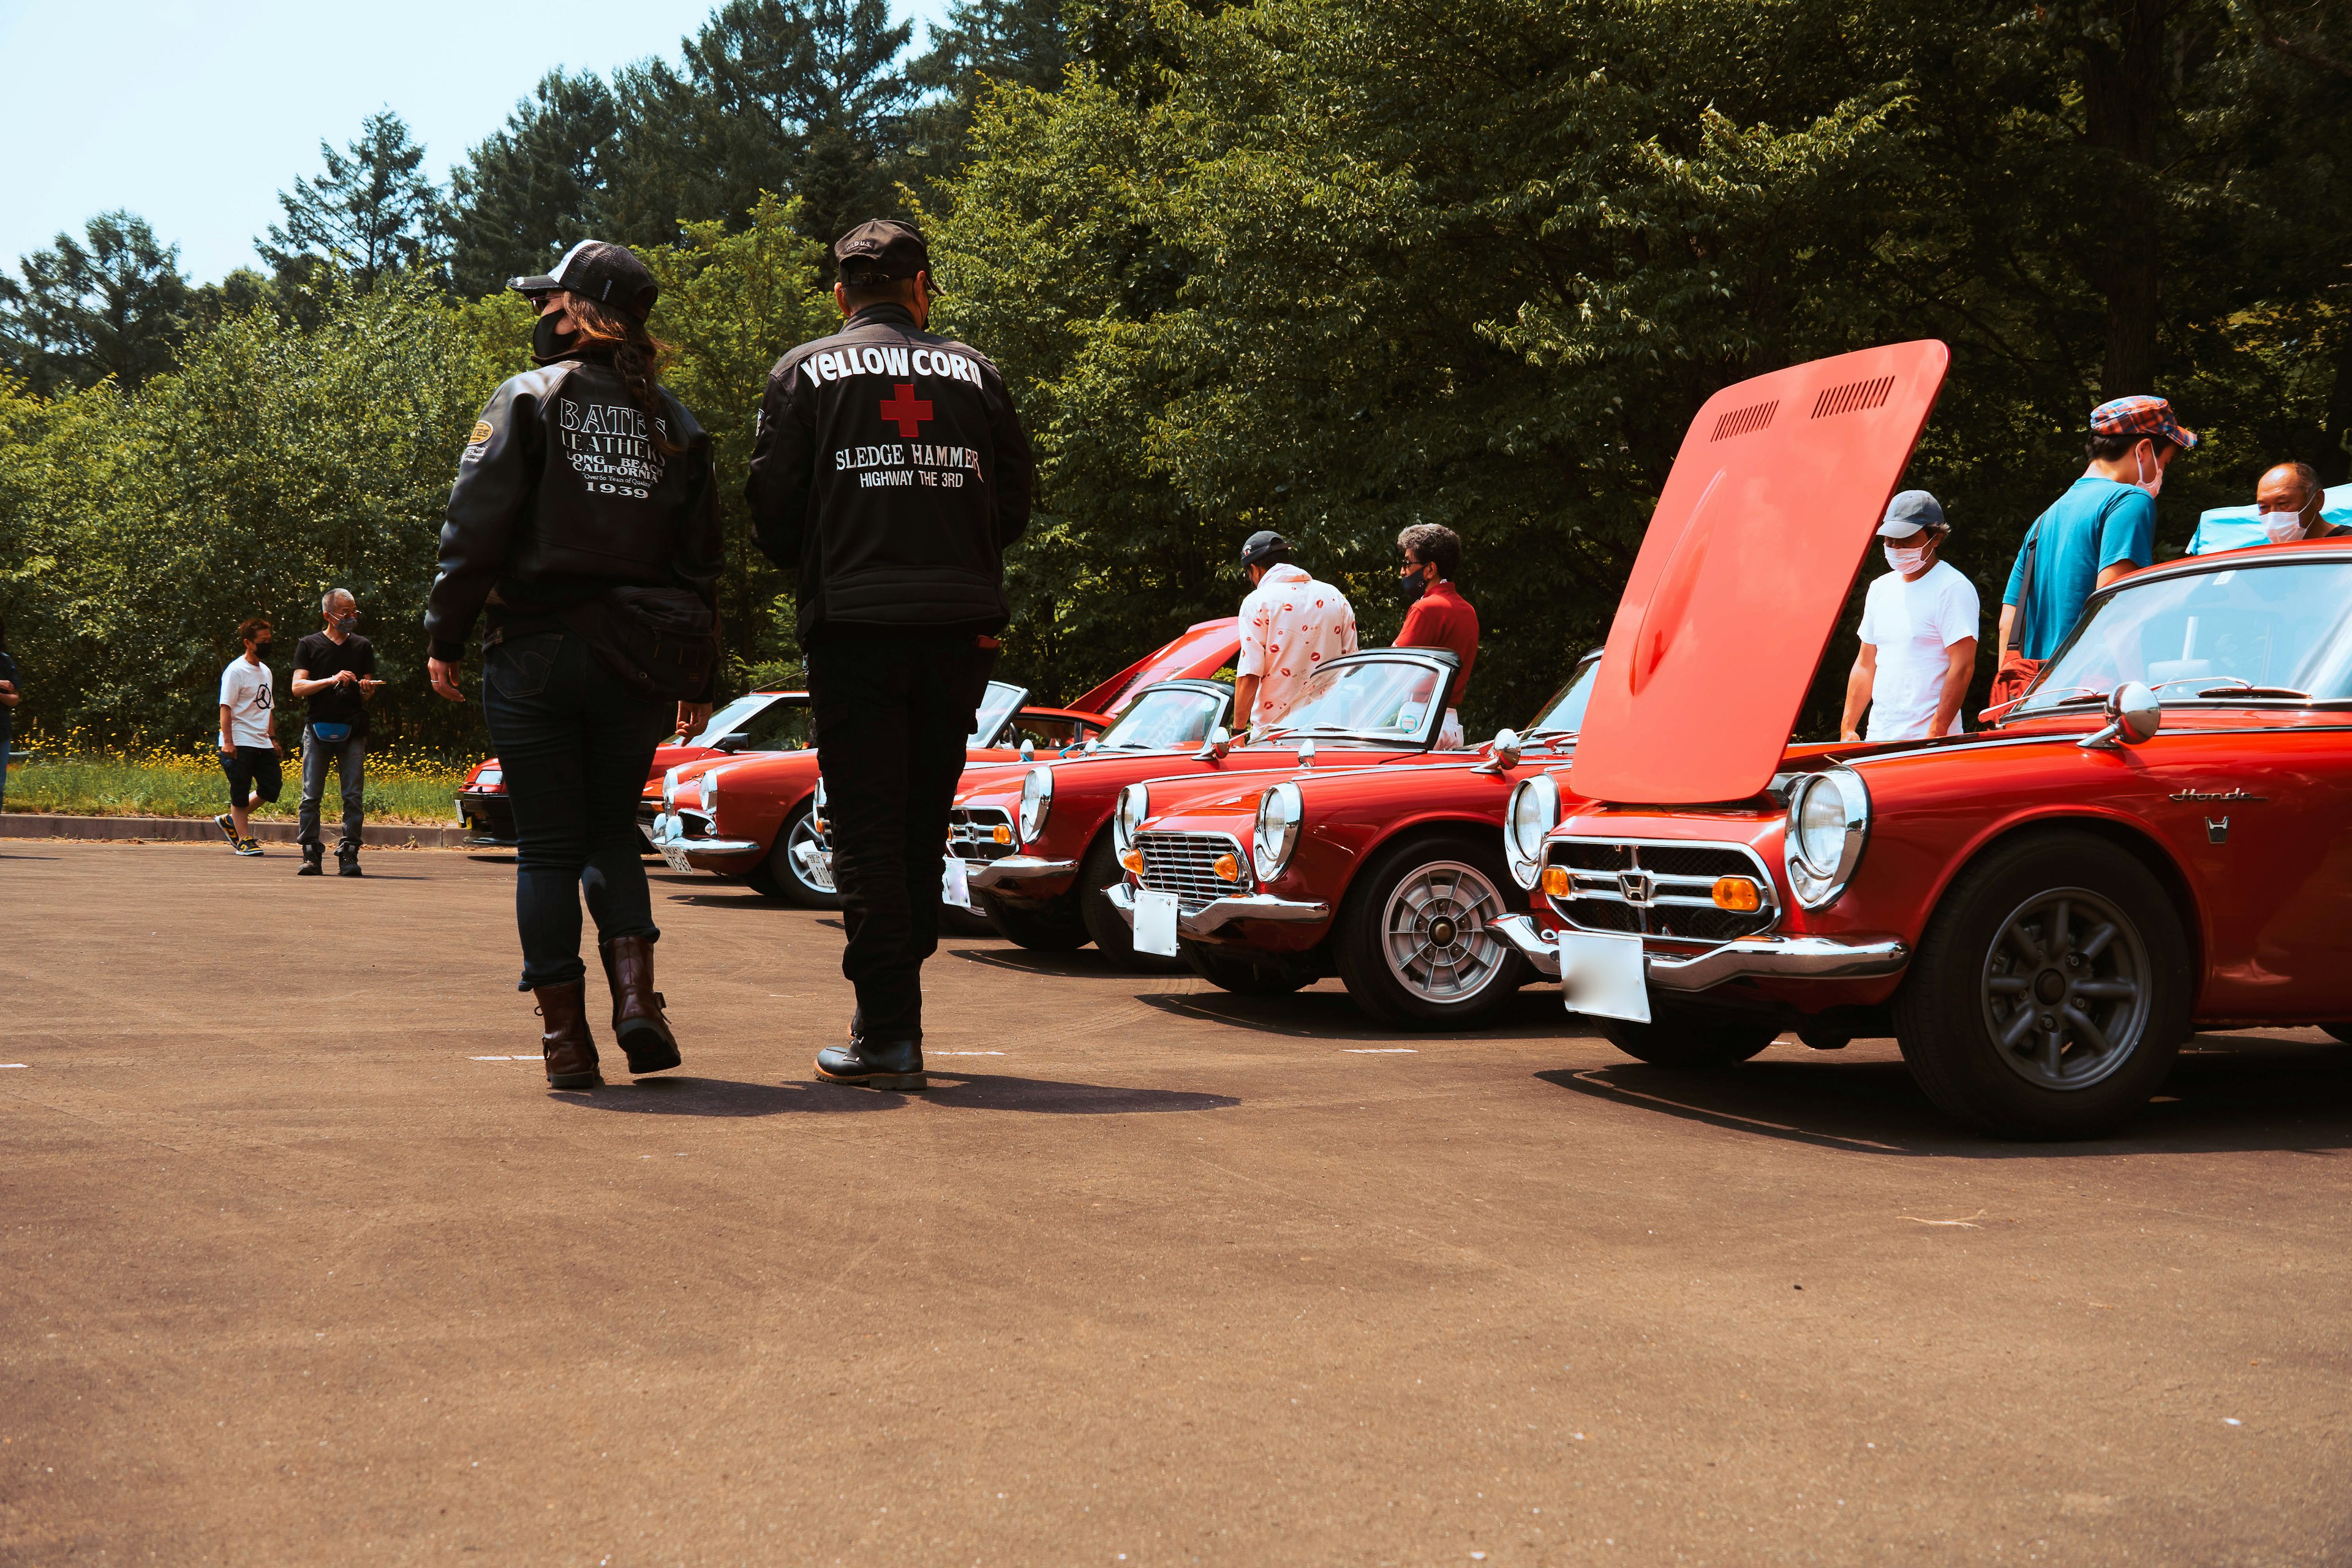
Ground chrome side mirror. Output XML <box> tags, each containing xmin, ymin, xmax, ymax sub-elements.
<box><xmin>1194</xmin><ymin>725</ymin><xmax>1233</xmax><ymax>761</ymax></box>
<box><xmin>1476</xmin><ymin>727</ymin><xmax>1523</xmax><ymax>775</ymax></box>
<box><xmin>2080</xmin><ymin>681</ymin><xmax>2161</xmax><ymax>750</ymax></box>
<box><xmin>1297</xmin><ymin>738</ymin><xmax>1316</xmax><ymax>770</ymax></box>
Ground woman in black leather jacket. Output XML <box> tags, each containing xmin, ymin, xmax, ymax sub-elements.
<box><xmin>425</xmin><ymin>239</ymin><xmax>722</xmax><ymax>1090</ymax></box>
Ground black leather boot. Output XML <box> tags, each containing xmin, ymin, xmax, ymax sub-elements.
<box><xmin>336</xmin><ymin>846</ymin><xmax>363</xmax><ymax>877</ymax></box>
<box><xmin>815</xmin><ymin>1033</ymin><xmax>926</xmax><ymax>1090</ymax></box>
<box><xmin>297</xmin><ymin>843</ymin><xmax>323</xmax><ymax>876</ymax></box>
<box><xmin>534</xmin><ymin>981</ymin><xmax>601</xmax><ymax>1090</ymax></box>
<box><xmin>600</xmin><ymin>935</ymin><xmax>682</xmax><ymax>1076</ymax></box>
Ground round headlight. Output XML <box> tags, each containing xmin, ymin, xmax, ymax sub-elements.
<box><xmin>1506</xmin><ymin>774</ymin><xmax>1560</xmax><ymax>890</ymax></box>
<box><xmin>1019</xmin><ymin>766</ymin><xmax>1054</xmax><ymax>844</ymax></box>
<box><xmin>1795</xmin><ymin>775</ymin><xmax>1847</xmax><ymax>873</ymax></box>
<box><xmin>1114</xmin><ymin>783</ymin><xmax>1148</xmax><ymax>852</ymax></box>
<box><xmin>1253</xmin><ymin>782</ymin><xmax>1304</xmax><ymax>881</ymax></box>
<box><xmin>1784</xmin><ymin>769</ymin><xmax>1869</xmax><ymax>908</ymax></box>
<box><xmin>662</xmin><ymin>766</ymin><xmax>680</xmax><ymax>813</ymax></box>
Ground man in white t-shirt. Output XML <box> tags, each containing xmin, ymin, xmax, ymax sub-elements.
<box><xmin>215</xmin><ymin>617</ymin><xmax>284</xmax><ymax>856</ymax></box>
<box><xmin>1233</xmin><ymin>530</ymin><xmax>1359</xmax><ymax>734</ymax></box>
<box><xmin>1841</xmin><ymin>491</ymin><xmax>1980</xmax><ymax>743</ymax></box>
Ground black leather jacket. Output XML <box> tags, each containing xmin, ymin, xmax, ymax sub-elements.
<box><xmin>746</xmin><ymin>303</ymin><xmax>1033</xmax><ymax>643</ymax></box>
<box><xmin>425</xmin><ymin>355</ymin><xmax>722</xmax><ymax>671</ymax></box>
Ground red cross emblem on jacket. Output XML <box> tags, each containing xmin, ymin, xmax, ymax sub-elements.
<box><xmin>877</xmin><ymin>383</ymin><xmax>933</xmax><ymax>439</ymax></box>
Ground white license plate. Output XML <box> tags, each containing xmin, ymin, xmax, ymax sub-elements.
<box><xmin>658</xmin><ymin>842</ymin><xmax>695</xmax><ymax>874</ymax></box>
<box><xmin>1560</xmin><ymin>930</ymin><xmax>1651</xmax><ymax>1023</ymax></box>
<box><xmin>1133</xmin><ymin>889</ymin><xmax>1180</xmax><ymax>957</ymax></box>
<box><xmin>942</xmin><ymin>855</ymin><xmax>974</xmax><ymax>910</ymax></box>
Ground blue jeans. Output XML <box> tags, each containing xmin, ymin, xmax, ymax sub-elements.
<box><xmin>299</xmin><ymin>726</ymin><xmax>366</xmax><ymax>852</ymax></box>
<box><xmin>483</xmin><ymin>628</ymin><xmax>669</xmax><ymax>991</ymax></box>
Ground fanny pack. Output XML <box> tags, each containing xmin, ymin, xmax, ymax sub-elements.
<box><xmin>311</xmin><ymin>722</ymin><xmax>354</xmax><ymax>744</ymax></box>
<box><xmin>562</xmin><ymin>584</ymin><xmax>720</xmax><ymax>703</ymax></box>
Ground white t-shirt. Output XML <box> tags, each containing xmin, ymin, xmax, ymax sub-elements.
<box><xmin>1857</xmin><ymin>560</ymin><xmax>1979</xmax><ymax>741</ymax></box>
<box><xmin>1237</xmin><ymin>564</ymin><xmax>1359</xmax><ymax>726</ymax></box>
<box><xmin>218</xmin><ymin>657</ymin><xmax>276</xmax><ymax>748</ymax></box>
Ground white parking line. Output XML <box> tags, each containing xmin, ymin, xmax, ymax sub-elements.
<box><xmin>1343</xmin><ymin>1049</ymin><xmax>1417</xmax><ymax>1054</ymax></box>
<box><xmin>0</xmin><ymin>1063</ymin><xmax>27</xmax><ymax>1069</ymax></box>
<box><xmin>932</xmin><ymin>1050</ymin><xmax>1005</xmax><ymax>1056</ymax></box>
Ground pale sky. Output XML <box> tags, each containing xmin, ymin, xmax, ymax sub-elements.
<box><xmin>0</xmin><ymin>0</ymin><xmax>957</xmax><ymax>286</ymax></box>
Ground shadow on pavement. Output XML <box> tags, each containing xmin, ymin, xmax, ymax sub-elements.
<box><xmin>952</xmin><ymin>946</ymin><xmax>1187</xmax><ymax>980</ymax></box>
<box><xmin>1138</xmin><ymin>986</ymin><xmax>1567</xmax><ymax>1041</ymax></box>
<box><xmin>1537</xmin><ymin>1033</ymin><xmax>2352</xmax><ymax>1156</ymax></box>
<box><xmin>562</xmin><ymin>1076</ymin><xmax>907</xmax><ymax>1115</ymax></box>
<box><xmin>919</xmin><ymin>1071</ymin><xmax>1238</xmax><ymax>1115</ymax></box>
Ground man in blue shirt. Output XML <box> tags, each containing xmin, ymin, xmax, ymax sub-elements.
<box><xmin>1998</xmin><ymin>394</ymin><xmax>2198</xmax><ymax>664</ymax></box>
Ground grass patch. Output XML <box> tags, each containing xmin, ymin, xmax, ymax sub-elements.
<box><xmin>3</xmin><ymin>732</ymin><xmax>466</xmax><ymax>825</ymax></box>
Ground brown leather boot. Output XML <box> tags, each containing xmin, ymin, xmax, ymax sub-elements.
<box><xmin>534</xmin><ymin>981</ymin><xmax>602</xmax><ymax>1090</ymax></box>
<box><xmin>600</xmin><ymin>936</ymin><xmax>682</xmax><ymax>1076</ymax></box>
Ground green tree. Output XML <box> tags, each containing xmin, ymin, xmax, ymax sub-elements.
<box><xmin>903</xmin><ymin>0</ymin><xmax>1069</xmax><ymax>193</ymax></box>
<box><xmin>445</xmin><ymin>71</ymin><xmax>624</xmax><ymax>298</ymax></box>
<box><xmin>262</xmin><ymin>110</ymin><xmax>447</xmax><ymax>290</ymax></box>
<box><xmin>0</xmin><ymin>212</ymin><xmax>189</xmax><ymax>395</ymax></box>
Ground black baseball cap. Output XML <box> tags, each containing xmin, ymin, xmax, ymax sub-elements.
<box><xmin>508</xmin><ymin>239</ymin><xmax>658</xmax><ymax>320</ymax></box>
<box><xmin>835</xmin><ymin>219</ymin><xmax>931</xmax><ymax>285</ymax></box>
<box><xmin>1239</xmin><ymin>530</ymin><xmax>1292</xmax><ymax>569</ymax></box>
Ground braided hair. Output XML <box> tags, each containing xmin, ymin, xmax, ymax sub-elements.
<box><xmin>561</xmin><ymin>293</ymin><xmax>686</xmax><ymax>459</ymax></box>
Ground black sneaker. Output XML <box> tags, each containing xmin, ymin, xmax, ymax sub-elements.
<box><xmin>336</xmin><ymin>853</ymin><xmax>363</xmax><ymax>878</ymax></box>
<box><xmin>214</xmin><ymin>813</ymin><xmax>238</xmax><ymax>848</ymax></box>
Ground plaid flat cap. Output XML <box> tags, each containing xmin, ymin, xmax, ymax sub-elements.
<box><xmin>2091</xmin><ymin>394</ymin><xmax>2199</xmax><ymax>450</ymax></box>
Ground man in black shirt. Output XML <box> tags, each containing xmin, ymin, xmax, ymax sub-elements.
<box><xmin>290</xmin><ymin>589</ymin><xmax>381</xmax><ymax>876</ymax></box>
<box><xmin>747</xmin><ymin>218</ymin><xmax>1034</xmax><ymax>1088</ymax></box>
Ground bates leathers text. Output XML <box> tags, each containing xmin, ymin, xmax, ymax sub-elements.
<box><xmin>560</xmin><ymin>398</ymin><xmax>667</xmax><ymax>492</ymax></box>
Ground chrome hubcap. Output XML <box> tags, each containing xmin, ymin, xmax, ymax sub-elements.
<box><xmin>1980</xmin><ymin>888</ymin><xmax>2149</xmax><ymax>1091</ymax></box>
<box><xmin>1381</xmin><ymin>861</ymin><xmax>1507</xmax><ymax>1004</ymax></box>
<box><xmin>789</xmin><ymin>812</ymin><xmax>835</xmax><ymax>893</ymax></box>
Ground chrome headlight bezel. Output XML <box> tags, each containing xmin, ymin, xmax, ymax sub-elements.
<box><xmin>1253</xmin><ymin>782</ymin><xmax>1304</xmax><ymax>881</ymax></box>
<box><xmin>1782</xmin><ymin>767</ymin><xmax>1869</xmax><ymax>908</ymax></box>
<box><xmin>701</xmin><ymin>766</ymin><xmax>723</xmax><ymax>827</ymax></box>
<box><xmin>1114</xmin><ymin>783</ymin><xmax>1148</xmax><ymax>853</ymax></box>
<box><xmin>1019</xmin><ymin>766</ymin><xmax>1054</xmax><ymax>844</ymax></box>
<box><xmin>1504</xmin><ymin>774</ymin><xmax>1560</xmax><ymax>891</ymax></box>
<box><xmin>661</xmin><ymin>766</ymin><xmax>680</xmax><ymax>813</ymax></box>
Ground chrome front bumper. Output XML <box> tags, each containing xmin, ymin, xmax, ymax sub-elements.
<box><xmin>964</xmin><ymin>854</ymin><xmax>1078</xmax><ymax>891</ymax></box>
<box><xmin>649</xmin><ymin>810</ymin><xmax>763</xmax><ymax>873</ymax></box>
<box><xmin>1490</xmin><ymin>914</ymin><xmax>1908</xmax><ymax>989</ymax></box>
<box><xmin>1105</xmin><ymin>881</ymin><xmax>1330</xmax><ymax>936</ymax></box>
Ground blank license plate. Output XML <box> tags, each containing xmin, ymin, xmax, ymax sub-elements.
<box><xmin>1133</xmin><ymin>889</ymin><xmax>1180</xmax><ymax>957</ymax></box>
<box><xmin>941</xmin><ymin>856</ymin><xmax>974</xmax><ymax>910</ymax></box>
<box><xmin>1560</xmin><ymin>930</ymin><xmax>1651</xmax><ymax>1024</ymax></box>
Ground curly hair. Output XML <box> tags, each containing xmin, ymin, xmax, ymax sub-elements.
<box><xmin>1396</xmin><ymin>523</ymin><xmax>1461</xmax><ymax>579</ymax></box>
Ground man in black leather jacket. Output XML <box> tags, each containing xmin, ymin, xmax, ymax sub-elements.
<box><xmin>747</xmin><ymin>218</ymin><xmax>1034</xmax><ymax>1089</ymax></box>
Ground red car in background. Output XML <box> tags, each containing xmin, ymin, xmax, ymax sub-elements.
<box><xmin>1488</xmin><ymin>338</ymin><xmax>2352</xmax><ymax>1139</ymax></box>
<box><xmin>454</xmin><ymin>688</ymin><xmax>813</xmax><ymax>846</ymax></box>
<box><xmin>649</xmin><ymin>618</ymin><xmax>1242</xmax><ymax>907</ymax></box>
<box><xmin>1102</xmin><ymin>653</ymin><xmax>1599</xmax><ymax>1026</ymax></box>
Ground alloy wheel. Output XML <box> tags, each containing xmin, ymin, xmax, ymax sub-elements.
<box><xmin>1978</xmin><ymin>887</ymin><xmax>2151</xmax><ymax>1091</ymax></box>
<box><xmin>1379</xmin><ymin>861</ymin><xmax>1509</xmax><ymax>1004</ymax></box>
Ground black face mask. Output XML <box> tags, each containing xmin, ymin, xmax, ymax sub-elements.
<box><xmin>251</xmin><ymin>640</ymin><xmax>273</xmax><ymax>657</ymax></box>
<box><xmin>531</xmin><ymin>312</ymin><xmax>577</xmax><ymax>365</ymax></box>
<box><xmin>1398</xmin><ymin>568</ymin><xmax>1427</xmax><ymax>606</ymax></box>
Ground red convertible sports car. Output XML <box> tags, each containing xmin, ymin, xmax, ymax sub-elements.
<box><xmin>649</xmin><ymin>618</ymin><xmax>1242</xmax><ymax>906</ymax></box>
<box><xmin>1102</xmin><ymin>654</ymin><xmax>1600</xmax><ymax>1027</ymax></box>
<box><xmin>1491</xmin><ymin>338</ymin><xmax>2352</xmax><ymax>1139</ymax></box>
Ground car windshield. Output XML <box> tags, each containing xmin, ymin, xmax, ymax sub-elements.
<box><xmin>1525</xmin><ymin>655</ymin><xmax>1602</xmax><ymax>736</ymax></box>
<box><xmin>680</xmin><ymin>692</ymin><xmax>809</xmax><ymax>749</ymax></box>
<box><xmin>1095</xmin><ymin>686</ymin><xmax>1227</xmax><ymax>750</ymax></box>
<box><xmin>968</xmin><ymin>680</ymin><xmax>1028</xmax><ymax>745</ymax></box>
<box><xmin>2016</xmin><ymin>559</ymin><xmax>2352</xmax><ymax>712</ymax></box>
<box><xmin>1259</xmin><ymin>658</ymin><xmax>1446</xmax><ymax>744</ymax></box>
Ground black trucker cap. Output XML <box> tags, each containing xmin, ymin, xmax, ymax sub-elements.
<box><xmin>508</xmin><ymin>239</ymin><xmax>658</xmax><ymax>320</ymax></box>
<box><xmin>1238</xmin><ymin>530</ymin><xmax>1292</xmax><ymax>569</ymax></box>
<box><xmin>835</xmin><ymin>219</ymin><xmax>931</xmax><ymax>286</ymax></box>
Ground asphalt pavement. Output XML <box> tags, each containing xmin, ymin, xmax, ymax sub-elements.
<box><xmin>4</xmin><ymin>840</ymin><xmax>2347</xmax><ymax>1565</ymax></box>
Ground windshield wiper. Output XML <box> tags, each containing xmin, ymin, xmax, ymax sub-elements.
<box><xmin>2150</xmin><ymin>676</ymin><xmax>2311</xmax><ymax>701</ymax></box>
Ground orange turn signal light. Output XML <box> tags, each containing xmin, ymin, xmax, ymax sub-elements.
<box><xmin>992</xmin><ymin>824</ymin><xmax>1014</xmax><ymax>845</ymax></box>
<box><xmin>1711</xmin><ymin>875</ymin><xmax>1762</xmax><ymax>912</ymax></box>
<box><xmin>1212</xmin><ymin>853</ymin><xmax>1242</xmax><ymax>883</ymax></box>
<box><xmin>1120</xmin><ymin>848</ymin><xmax>1145</xmax><ymax>875</ymax></box>
<box><xmin>1540</xmin><ymin>865</ymin><xmax>1571</xmax><ymax>898</ymax></box>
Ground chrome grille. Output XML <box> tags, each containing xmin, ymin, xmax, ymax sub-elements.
<box><xmin>1136</xmin><ymin>831</ymin><xmax>1247</xmax><ymax>914</ymax></box>
<box><xmin>947</xmin><ymin>806</ymin><xmax>1018</xmax><ymax>861</ymax></box>
<box><xmin>1545</xmin><ymin>839</ymin><xmax>1777</xmax><ymax>942</ymax></box>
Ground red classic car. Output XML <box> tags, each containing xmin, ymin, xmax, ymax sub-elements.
<box><xmin>649</xmin><ymin>618</ymin><xmax>1242</xmax><ymax>905</ymax></box>
<box><xmin>1491</xmin><ymin>338</ymin><xmax>2352</xmax><ymax>1139</ymax></box>
<box><xmin>1102</xmin><ymin>652</ymin><xmax>1600</xmax><ymax>1027</ymax></box>
<box><xmin>455</xmin><ymin>687</ymin><xmax>813</xmax><ymax>846</ymax></box>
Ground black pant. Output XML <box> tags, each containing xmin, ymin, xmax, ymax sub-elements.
<box><xmin>809</xmin><ymin>635</ymin><xmax>995</xmax><ymax>1040</ymax></box>
<box><xmin>220</xmin><ymin>745</ymin><xmax>282</xmax><ymax>808</ymax></box>
<box><xmin>483</xmin><ymin>629</ymin><xmax>669</xmax><ymax>992</ymax></box>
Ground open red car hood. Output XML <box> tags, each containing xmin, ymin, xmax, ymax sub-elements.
<box><xmin>1068</xmin><ymin>617</ymin><xmax>1241</xmax><ymax>717</ymax></box>
<box><xmin>1570</xmin><ymin>341</ymin><xmax>1948</xmax><ymax>805</ymax></box>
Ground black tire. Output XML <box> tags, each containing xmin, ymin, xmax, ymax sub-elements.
<box><xmin>1331</xmin><ymin>832</ymin><xmax>1525</xmax><ymax>1031</ymax></box>
<box><xmin>1893</xmin><ymin>830</ymin><xmax>2189</xmax><ymax>1140</ymax></box>
<box><xmin>981</xmin><ymin>890</ymin><xmax>1090</xmax><ymax>951</ymax></box>
<box><xmin>940</xmin><ymin>902</ymin><xmax>998</xmax><ymax>938</ymax></box>
<box><xmin>1076</xmin><ymin>833</ymin><xmax>1180</xmax><ymax>971</ymax></box>
<box><xmin>754</xmin><ymin>800</ymin><xmax>840</xmax><ymax>910</ymax></box>
<box><xmin>1596</xmin><ymin>1006</ymin><xmax>1781</xmax><ymax>1069</ymax></box>
<box><xmin>1181</xmin><ymin>940</ymin><xmax>1312</xmax><ymax>997</ymax></box>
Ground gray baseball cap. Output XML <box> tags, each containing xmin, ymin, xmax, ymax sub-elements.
<box><xmin>1877</xmin><ymin>489</ymin><xmax>1946</xmax><ymax>539</ymax></box>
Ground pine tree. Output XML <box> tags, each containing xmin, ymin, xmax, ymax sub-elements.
<box><xmin>0</xmin><ymin>211</ymin><xmax>189</xmax><ymax>394</ymax></box>
<box><xmin>904</xmin><ymin>0</ymin><xmax>1069</xmax><ymax>192</ymax></box>
<box><xmin>260</xmin><ymin>110</ymin><xmax>445</xmax><ymax>290</ymax></box>
<box><xmin>445</xmin><ymin>72</ymin><xmax>623</xmax><ymax>299</ymax></box>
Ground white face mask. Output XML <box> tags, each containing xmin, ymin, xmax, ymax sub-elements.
<box><xmin>1883</xmin><ymin>542</ymin><xmax>1928</xmax><ymax>575</ymax></box>
<box><xmin>2260</xmin><ymin>510</ymin><xmax>2307</xmax><ymax>544</ymax></box>
<box><xmin>2134</xmin><ymin>444</ymin><xmax>2165</xmax><ymax>499</ymax></box>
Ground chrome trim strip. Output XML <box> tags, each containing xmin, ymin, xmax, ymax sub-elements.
<box><xmin>965</xmin><ymin>854</ymin><xmax>1079</xmax><ymax>890</ymax></box>
<box><xmin>1491</xmin><ymin>914</ymin><xmax>1561</xmax><ymax>978</ymax></box>
<box><xmin>1102</xmin><ymin>881</ymin><xmax>1330</xmax><ymax>935</ymax></box>
<box><xmin>1645</xmin><ymin>935</ymin><xmax>1909</xmax><ymax>990</ymax></box>
<box><xmin>649</xmin><ymin>811</ymin><xmax>761</xmax><ymax>858</ymax></box>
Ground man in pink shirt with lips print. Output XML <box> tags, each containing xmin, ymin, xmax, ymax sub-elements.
<box><xmin>1232</xmin><ymin>529</ymin><xmax>1359</xmax><ymax>736</ymax></box>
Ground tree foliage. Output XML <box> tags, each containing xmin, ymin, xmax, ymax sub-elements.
<box><xmin>260</xmin><ymin>110</ymin><xmax>447</xmax><ymax>291</ymax></box>
<box><xmin>0</xmin><ymin>212</ymin><xmax>190</xmax><ymax>396</ymax></box>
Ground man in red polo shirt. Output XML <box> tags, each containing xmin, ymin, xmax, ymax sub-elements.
<box><xmin>1393</xmin><ymin>523</ymin><xmax>1479</xmax><ymax>748</ymax></box>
